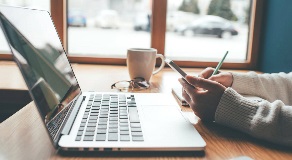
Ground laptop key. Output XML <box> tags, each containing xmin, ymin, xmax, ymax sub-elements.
<box><xmin>120</xmin><ymin>135</ymin><xmax>130</xmax><ymax>141</ymax></box>
<box><xmin>131</xmin><ymin>127</ymin><xmax>142</xmax><ymax>132</ymax></box>
<box><xmin>108</xmin><ymin>128</ymin><xmax>118</xmax><ymax>133</ymax></box>
<box><xmin>119</xmin><ymin>108</ymin><xmax>127</xmax><ymax>111</ymax></box>
<box><xmin>93</xmin><ymin>102</ymin><xmax>101</xmax><ymax>106</ymax></box>
<box><xmin>109</xmin><ymin>114</ymin><xmax>118</xmax><ymax>117</ymax></box>
<box><xmin>120</xmin><ymin>112</ymin><xmax>128</xmax><ymax>116</ymax></box>
<box><xmin>86</xmin><ymin>127</ymin><xmax>96</xmax><ymax>132</ymax></box>
<box><xmin>109</xmin><ymin>121</ymin><xmax>118</xmax><ymax>124</ymax></box>
<box><xmin>108</xmin><ymin>133</ymin><xmax>118</xmax><ymax>141</ymax></box>
<box><xmin>85</xmin><ymin>132</ymin><xmax>95</xmax><ymax>136</ymax></box>
<box><xmin>75</xmin><ymin>136</ymin><xmax>81</xmax><ymax>141</ymax></box>
<box><xmin>128</xmin><ymin>104</ymin><xmax>137</xmax><ymax>107</ymax></box>
<box><xmin>110</xmin><ymin>104</ymin><xmax>118</xmax><ymax>108</ymax></box>
<box><xmin>96</xmin><ymin>134</ymin><xmax>106</xmax><ymax>141</ymax></box>
<box><xmin>109</xmin><ymin>117</ymin><xmax>118</xmax><ymax>121</ymax></box>
<box><xmin>119</xmin><ymin>115</ymin><xmax>128</xmax><ymax>119</ymax></box>
<box><xmin>97</xmin><ymin>125</ymin><xmax>107</xmax><ymax>129</ymax></box>
<box><xmin>78</xmin><ymin>127</ymin><xmax>85</xmax><ymax>131</ymax></box>
<box><xmin>99</xmin><ymin>118</ymin><xmax>108</xmax><ymax>122</ymax></box>
<box><xmin>90</xmin><ymin>113</ymin><xmax>98</xmax><ymax>116</ymax></box>
<box><xmin>96</xmin><ymin>129</ymin><xmax>107</xmax><ymax>134</ymax></box>
<box><xmin>77</xmin><ymin>131</ymin><xmax>83</xmax><ymax>136</ymax></box>
<box><xmin>120</xmin><ymin>127</ymin><xmax>129</xmax><ymax>131</ymax></box>
<box><xmin>88</xmin><ymin>119</ymin><xmax>97</xmax><ymax>123</ymax></box>
<box><xmin>120</xmin><ymin>131</ymin><xmax>130</xmax><ymax>135</ymax></box>
<box><xmin>98</xmin><ymin>121</ymin><xmax>108</xmax><ymax>125</ymax></box>
<box><xmin>84</xmin><ymin>136</ymin><xmax>94</xmax><ymax>141</ymax></box>
<box><xmin>109</xmin><ymin>124</ymin><xmax>118</xmax><ymax>128</ymax></box>
<box><xmin>87</xmin><ymin>101</ymin><xmax>93</xmax><ymax>106</ymax></box>
<box><xmin>100</xmin><ymin>115</ymin><xmax>109</xmax><ymax>118</ymax></box>
<box><xmin>110</xmin><ymin>108</ymin><xmax>118</xmax><ymax>111</ymax></box>
<box><xmin>87</xmin><ymin>123</ymin><xmax>97</xmax><ymax>127</ymax></box>
<box><xmin>119</xmin><ymin>122</ymin><xmax>129</xmax><ymax>126</ymax></box>
<box><xmin>130</xmin><ymin>123</ymin><xmax>141</xmax><ymax>128</ymax></box>
<box><xmin>131</xmin><ymin>131</ymin><xmax>143</xmax><ymax>136</ymax></box>
<box><xmin>92</xmin><ymin>107</ymin><xmax>100</xmax><ymax>110</ymax></box>
<box><xmin>89</xmin><ymin>116</ymin><xmax>98</xmax><ymax>120</ymax></box>
<box><xmin>110</xmin><ymin>111</ymin><xmax>118</xmax><ymax>114</ymax></box>
<box><xmin>83</xmin><ymin>115</ymin><xmax>88</xmax><ymax>119</ymax></box>
<box><xmin>132</xmin><ymin>136</ymin><xmax>144</xmax><ymax>141</ymax></box>
<box><xmin>119</xmin><ymin>119</ymin><xmax>128</xmax><ymax>123</ymax></box>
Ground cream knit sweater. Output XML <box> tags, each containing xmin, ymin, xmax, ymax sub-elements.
<box><xmin>215</xmin><ymin>72</ymin><xmax>292</xmax><ymax>147</ymax></box>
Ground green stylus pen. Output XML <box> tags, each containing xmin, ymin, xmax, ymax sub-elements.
<box><xmin>212</xmin><ymin>51</ymin><xmax>229</xmax><ymax>75</ymax></box>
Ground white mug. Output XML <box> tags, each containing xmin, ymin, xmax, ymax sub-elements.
<box><xmin>127</xmin><ymin>48</ymin><xmax>165</xmax><ymax>82</ymax></box>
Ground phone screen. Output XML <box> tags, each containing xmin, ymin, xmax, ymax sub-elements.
<box><xmin>165</xmin><ymin>59</ymin><xmax>187</xmax><ymax>79</ymax></box>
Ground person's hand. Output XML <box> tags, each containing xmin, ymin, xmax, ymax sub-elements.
<box><xmin>179</xmin><ymin>75</ymin><xmax>226</xmax><ymax>121</ymax></box>
<box><xmin>199</xmin><ymin>67</ymin><xmax>233</xmax><ymax>88</ymax></box>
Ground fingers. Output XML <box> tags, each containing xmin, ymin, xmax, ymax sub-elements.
<box><xmin>178</xmin><ymin>78</ymin><xmax>195</xmax><ymax>93</ymax></box>
<box><xmin>179</xmin><ymin>78</ymin><xmax>200</xmax><ymax>102</ymax></box>
<box><xmin>182</xmin><ymin>89</ymin><xmax>192</xmax><ymax>105</ymax></box>
<box><xmin>199</xmin><ymin>67</ymin><xmax>220</xmax><ymax>79</ymax></box>
<box><xmin>199</xmin><ymin>67</ymin><xmax>213</xmax><ymax>78</ymax></box>
<box><xmin>209</xmin><ymin>72</ymin><xmax>233</xmax><ymax>87</ymax></box>
<box><xmin>185</xmin><ymin>75</ymin><xmax>219</xmax><ymax>91</ymax></box>
<box><xmin>208</xmin><ymin>74</ymin><xmax>222</xmax><ymax>81</ymax></box>
<box><xmin>179</xmin><ymin>79</ymin><xmax>197</xmax><ymax>110</ymax></box>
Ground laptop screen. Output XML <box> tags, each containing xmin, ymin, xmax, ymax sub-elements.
<box><xmin>0</xmin><ymin>5</ymin><xmax>81</xmax><ymax>141</ymax></box>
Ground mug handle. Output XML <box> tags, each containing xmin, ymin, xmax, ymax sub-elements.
<box><xmin>153</xmin><ymin>54</ymin><xmax>165</xmax><ymax>75</ymax></box>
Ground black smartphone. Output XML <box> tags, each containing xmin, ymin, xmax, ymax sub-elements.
<box><xmin>165</xmin><ymin>58</ymin><xmax>187</xmax><ymax>79</ymax></box>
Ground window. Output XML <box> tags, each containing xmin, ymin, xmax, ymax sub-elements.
<box><xmin>165</xmin><ymin>0</ymin><xmax>250</xmax><ymax>62</ymax></box>
<box><xmin>68</xmin><ymin>0</ymin><xmax>151</xmax><ymax>58</ymax></box>
<box><xmin>0</xmin><ymin>0</ymin><xmax>263</xmax><ymax>69</ymax></box>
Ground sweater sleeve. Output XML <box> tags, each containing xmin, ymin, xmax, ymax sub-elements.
<box><xmin>215</xmin><ymin>88</ymin><xmax>292</xmax><ymax>147</ymax></box>
<box><xmin>232</xmin><ymin>72</ymin><xmax>292</xmax><ymax>105</ymax></box>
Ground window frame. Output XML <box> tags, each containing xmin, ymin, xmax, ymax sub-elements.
<box><xmin>0</xmin><ymin>0</ymin><xmax>264</xmax><ymax>70</ymax></box>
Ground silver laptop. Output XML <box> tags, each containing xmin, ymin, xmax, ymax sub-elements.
<box><xmin>0</xmin><ymin>5</ymin><xmax>205</xmax><ymax>151</ymax></box>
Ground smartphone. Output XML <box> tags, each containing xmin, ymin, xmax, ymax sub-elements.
<box><xmin>165</xmin><ymin>58</ymin><xmax>187</xmax><ymax>79</ymax></box>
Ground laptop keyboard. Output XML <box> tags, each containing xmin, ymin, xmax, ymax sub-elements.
<box><xmin>47</xmin><ymin>101</ymin><xmax>73</xmax><ymax>138</ymax></box>
<box><xmin>75</xmin><ymin>94</ymin><xmax>144</xmax><ymax>142</ymax></box>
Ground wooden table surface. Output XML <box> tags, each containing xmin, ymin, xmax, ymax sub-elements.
<box><xmin>0</xmin><ymin>61</ymin><xmax>291</xmax><ymax>160</ymax></box>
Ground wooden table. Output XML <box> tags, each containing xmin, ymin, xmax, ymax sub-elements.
<box><xmin>0</xmin><ymin>61</ymin><xmax>291</xmax><ymax>160</ymax></box>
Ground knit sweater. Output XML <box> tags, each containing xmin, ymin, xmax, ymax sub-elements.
<box><xmin>215</xmin><ymin>72</ymin><xmax>292</xmax><ymax>147</ymax></box>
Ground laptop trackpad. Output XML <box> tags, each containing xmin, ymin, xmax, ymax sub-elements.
<box><xmin>139</xmin><ymin>105</ymin><xmax>200</xmax><ymax>146</ymax></box>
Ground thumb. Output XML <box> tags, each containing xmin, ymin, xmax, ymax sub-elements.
<box><xmin>185</xmin><ymin>75</ymin><xmax>219</xmax><ymax>90</ymax></box>
<box><xmin>209</xmin><ymin>74</ymin><xmax>222</xmax><ymax>81</ymax></box>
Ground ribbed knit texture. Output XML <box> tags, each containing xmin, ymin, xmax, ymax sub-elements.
<box><xmin>232</xmin><ymin>72</ymin><xmax>292</xmax><ymax>104</ymax></box>
<box><xmin>215</xmin><ymin>72</ymin><xmax>292</xmax><ymax>147</ymax></box>
<box><xmin>232</xmin><ymin>72</ymin><xmax>258</xmax><ymax>95</ymax></box>
<box><xmin>215</xmin><ymin>88</ymin><xmax>258</xmax><ymax>132</ymax></box>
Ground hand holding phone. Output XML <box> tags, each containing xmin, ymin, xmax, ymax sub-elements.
<box><xmin>165</xmin><ymin>58</ymin><xmax>189</xmax><ymax>106</ymax></box>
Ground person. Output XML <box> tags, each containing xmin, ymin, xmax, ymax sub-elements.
<box><xmin>178</xmin><ymin>67</ymin><xmax>292</xmax><ymax>147</ymax></box>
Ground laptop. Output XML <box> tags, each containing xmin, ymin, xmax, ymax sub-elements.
<box><xmin>0</xmin><ymin>5</ymin><xmax>205</xmax><ymax>151</ymax></box>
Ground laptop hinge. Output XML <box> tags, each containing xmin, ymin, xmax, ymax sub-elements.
<box><xmin>61</xmin><ymin>95</ymin><xmax>86</xmax><ymax>135</ymax></box>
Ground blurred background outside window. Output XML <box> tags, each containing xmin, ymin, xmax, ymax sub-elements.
<box><xmin>68</xmin><ymin>0</ymin><xmax>152</xmax><ymax>58</ymax></box>
<box><xmin>165</xmin><ymin>0</ymin><xmax>251</xmax><ymax>61</ymax></box>
<box><xmin>68</xmin><ymin>0</ymin><xmax>251</xmax><ymax>61</ymax></box>
<box><xmin>0</xmin><ymin>0</ymin><xmax>251</xmax><ymax>62</ymax></box>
